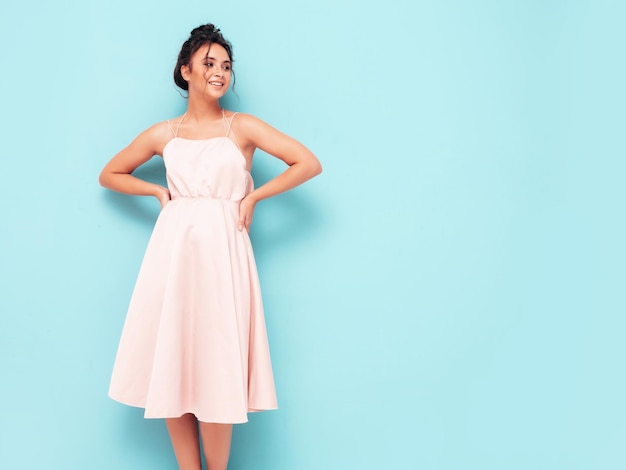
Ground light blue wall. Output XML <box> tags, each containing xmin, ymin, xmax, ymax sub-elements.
<box><xmin>1</xmin><ymin>1</ymin><xmax>625</xmax><ymax>469</ymax></box>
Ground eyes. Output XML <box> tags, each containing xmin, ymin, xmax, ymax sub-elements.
<box><xmin>204</xmin><ymin>61</ymin><xmax>231</xmax><ymax>72</ymax></box>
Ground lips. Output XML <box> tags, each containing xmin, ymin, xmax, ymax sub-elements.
<box><xmin>208</xmin><ymin>81</ymin><xmax>224</xmax><ymax>86</ymax></box>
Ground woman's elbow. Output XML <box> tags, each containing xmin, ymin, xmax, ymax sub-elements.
<box><xmin>98</xmin><ymin>170</ymin><xmax>110</xmax><ymax>188</ymax></box>
<box><xmin>99</xmin><ymin>168</ymin><xmax>118</xmax><ymax>189</ymax></box>
<box><xmin>310</xmin><ymin>158</ymin><xmax>323</xmax><ymax>177</ymax></box>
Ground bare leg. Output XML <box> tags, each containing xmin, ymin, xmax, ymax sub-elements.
<box><xmin>199</xmin><ymin>422</ymin><xmax>233</xmax><ymax>470</ymax></box>
<box><xmin>166</xmin><ymin>413</ymin><xmax>202</xmax><ymax>470</ymax></box>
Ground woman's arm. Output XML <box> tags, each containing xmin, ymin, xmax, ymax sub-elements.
<box><xmin>99</xmin><ymin>123</ymin><xmax>171</xmax><ymax>208</ymax></box>
<box><xmin>235</xmin><ymin>114</ymin><xmax>322</xmax><ymax>231</ymax></box>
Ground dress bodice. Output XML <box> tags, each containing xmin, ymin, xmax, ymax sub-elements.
<box><xmin>163</xmin><ymin>137</ymin><xmax>252</xmax><ymax>202</ymax></box>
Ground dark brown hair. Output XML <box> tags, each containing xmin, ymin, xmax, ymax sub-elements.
<box><xmin>174</xmin><ymin>24</ymin><xmax>234</xmax><ymax>91</ymax></box>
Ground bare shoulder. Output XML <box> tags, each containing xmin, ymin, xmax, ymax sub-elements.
<box><xmin>229</xmin><ymin>112</ymin><xmax>264</xmax><ymax>131</ymax></box>
<box><xmin>229</xmin><ymin>112</ymin><xmax>286</xmax><ymax>142</ymax></box>
<box><xmin>134</xmin><ymin>119</ymin><xmax>180</xmax><ymax>156</ymax></box>
<box><xmin>227</xmin><ymin>111</ymin><xmax>319</xmax><ymax>169</ymax></box>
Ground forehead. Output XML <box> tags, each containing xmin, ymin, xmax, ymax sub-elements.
<box><xmin>193</xmin><ymin>43</ymin><xmax>230</xmax><ymax>61</ymax></box>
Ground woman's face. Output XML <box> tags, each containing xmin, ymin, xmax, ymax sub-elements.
<box><xmin>182</xmin><ymin>43</ymin><xmax>232</xmax><ymax>99</ymax></box>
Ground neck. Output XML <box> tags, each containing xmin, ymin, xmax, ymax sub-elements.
<box><xmin>185</xmin><ymin>96</ymin><xmax>223</xmax><ymax>121</ymax></box>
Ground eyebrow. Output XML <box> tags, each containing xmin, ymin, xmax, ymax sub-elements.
<box><xmin>204</xmin><ymin>56</ymin><xmax>231</xmax><ymax>64</ymax></box>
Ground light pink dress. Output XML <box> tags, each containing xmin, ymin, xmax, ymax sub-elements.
<box><xmin>108</xmin><ymin>113</ymin><xmax>277</xmax><ymax>424</ymax></box>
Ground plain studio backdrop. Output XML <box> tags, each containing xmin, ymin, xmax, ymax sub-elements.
<box><xmin>1</xmin><ymin>1</ymin><xmax>625</xmax><ymax>469</ymax></box>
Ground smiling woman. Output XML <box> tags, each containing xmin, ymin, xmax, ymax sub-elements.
<box><xmin>173</xmin><ymin>25</ymin><xmax>236</xmax><ymax>95</ymax></box>
<box><xmin>99</xmin><ymin>23</ymin><xmax>321</xmax><ymax>470</ymax></box>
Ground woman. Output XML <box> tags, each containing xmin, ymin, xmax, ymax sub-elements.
<box><xmin>99</xmin><ymin>24</ymin><xmax>321</xmax><ymax>470</ymax></box>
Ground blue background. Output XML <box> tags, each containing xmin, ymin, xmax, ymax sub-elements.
<box><xmin>1</xmin><ymin>0</ymin><xmax>625</xmax><ymax>469</ymax></box>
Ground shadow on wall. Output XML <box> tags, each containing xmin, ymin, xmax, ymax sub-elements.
<box><xmin>230</xmin><ymin>413</ymin><xmax>282</xmax><ymax>468</ymax></box>
<box><xmin>250</xmin><ymin>159</ymin><xmax>324</xmax><ymax>258</ymax></box>
<box><xmin>101</xmin><ymin>157</ymin><xmax>167</xmax><ymax>228</ymax></box>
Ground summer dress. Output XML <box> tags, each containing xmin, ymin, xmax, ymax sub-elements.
<box><xmin>108</xmin><ymin>112</ymin><xmax>278</xmax><ymax>423</ymax></box>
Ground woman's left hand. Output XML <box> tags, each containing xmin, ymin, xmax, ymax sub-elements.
<box><xmin>238</xmin><ymin>195</ymin><xmax>257</xmax><ymax>232</ymax></box>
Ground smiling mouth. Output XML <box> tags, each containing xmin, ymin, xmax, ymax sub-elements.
<box><xmin>208</xmin><ymin>81</ymin><xmax>224</xmax><ymax>86</ymax></box>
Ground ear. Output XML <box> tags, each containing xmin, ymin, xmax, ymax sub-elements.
<box><xmin>180</xmin><ymin>64</ymin><xmax>191</xmax><ymax>82</ymax></box>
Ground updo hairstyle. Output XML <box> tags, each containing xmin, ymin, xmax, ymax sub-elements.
<box><xmin>174</xmin><ymin>24</ymin><xmax>234</xmax><ymax>91</ymax></box>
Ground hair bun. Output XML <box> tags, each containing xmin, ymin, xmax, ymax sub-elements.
<box><xmin>190</xmin><ymin>24</ymin><xmax>220</xmax><ymax>36</ymax></box>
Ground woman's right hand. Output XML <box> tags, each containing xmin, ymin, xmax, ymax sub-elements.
<box><xmin>155</xmin><ymin>185</ymin><xmax>171</xmax><ymax>209</ymax></box>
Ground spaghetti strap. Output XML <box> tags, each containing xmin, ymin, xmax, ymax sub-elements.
<box><xmin>174</xmin><ymin>113</ymin><xmax>187</xmax><ymax>137</ymax></box>
<box><xmin>166</xmin><ymin>120</ymin><xmax>176</xmax><ymax>137</ymax></box>
<box><xmin>223</xmin><ymin>111</ymin><xmax>242</xmax><ymax>153</ymax></box>
<box><xmin>167</xmin><ymin>114</ymin><xmax>185</xmax><ymax>138</ymax></box>
<box><xmin>222</xmin><ymin>110</ymin><xmax>239</xmax><ymax>137</ymax></box>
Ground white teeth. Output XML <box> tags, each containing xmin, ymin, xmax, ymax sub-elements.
<box><xmin>209</xmin><ymin>81</ymin><xmax>223</xmax><ymax>86</ymax></box>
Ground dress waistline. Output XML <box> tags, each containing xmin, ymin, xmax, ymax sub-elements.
<box><xmin>170</xmin><ymin>195</ymin><xmax>240</xmax><ymax>203</ymax></box>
